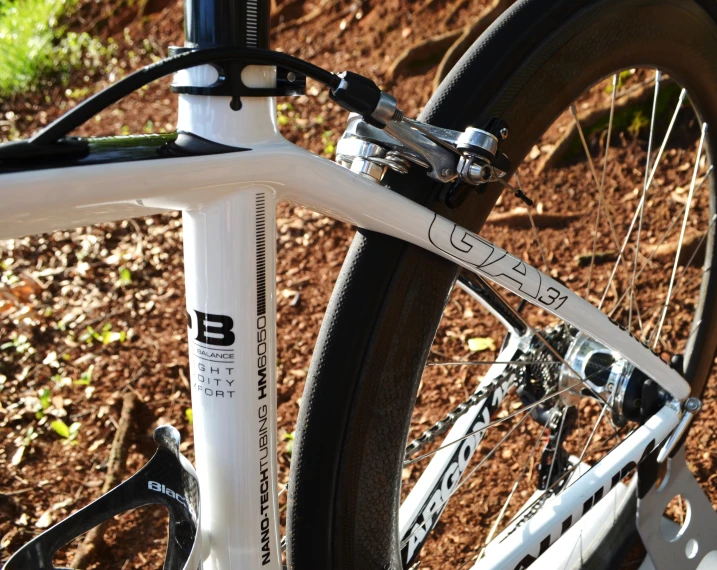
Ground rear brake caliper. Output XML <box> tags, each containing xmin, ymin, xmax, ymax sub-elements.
<box><xmin>335</xmin><ymin>112</ymin><xmax>512</xmax><ymax>208</ymax></box>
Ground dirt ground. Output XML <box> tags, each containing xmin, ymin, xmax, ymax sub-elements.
<box><xmin>1</xmin><ymin>1</ymin><xmax>716</xmax><ymax>569</ymax></box>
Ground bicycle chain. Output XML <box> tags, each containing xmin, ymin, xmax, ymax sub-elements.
<box><xmin>404</xmin><ymin>376</ymin><xmax>507</xmax><ymax>461</ymax></box>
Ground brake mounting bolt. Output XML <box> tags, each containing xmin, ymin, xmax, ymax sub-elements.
<box><xmin>500</xmin><ymin>127</ymin><xmax>509</xmax><ymax>140</ymax></box>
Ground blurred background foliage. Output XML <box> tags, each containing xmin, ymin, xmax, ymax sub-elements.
<box><xmin>0</xmin><ymin>0</ymin><xmax>113</xmax><ymax>97</ymax></box>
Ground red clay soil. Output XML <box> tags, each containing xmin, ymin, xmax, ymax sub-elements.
<box><xmin>1</xmin><ymin>1</ymin><xmax>716</xmax><ymax>569</ymax></box>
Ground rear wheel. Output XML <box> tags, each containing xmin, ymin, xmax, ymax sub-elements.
<box><xmin>287</xmin><ymin>0</ymin><xmax>717</xmax><ymax>568</ymax></box>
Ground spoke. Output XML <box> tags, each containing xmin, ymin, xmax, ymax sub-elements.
<box><xmin>573</xmin><ymin>400</ymin><xmax>610</xmax><ymax>478</ymax></box>
<box><xmin>608</xmin><ymin>203</ymin><xmax>687</xmax><ymax>317</ymax></box>
<box><xmin>641</xmin><ymin>250</ymin><xmax>712</xmax><ymax>342</ymax></box>
<box><xmin>597</xmin><ymin>88</ymin><xmax>688</xmax><ymax>311</ymax></box>
<box><xmin>571</xmin><ymin>102</ymin><xmax>626</xmax><ymax>273</ymax></box>
<box><xmin>607</xmin><ymin>167</ymin><xmax>714</xmax><ymax>321</ymax></box>
<box><xmin>516</xmin><ymin>172</ymin><xmax>550</xmax><ymax>272</ymax></box>
<box><xmin>502</xmin><ymin>427</ymin><xmax>632</xmax><ymax>534</ymax></box>
<box><xmin>479</xmin><ymin>413</ymin><xmax>552</xmax><ymax>559</ymax></box>
<box><xmin>586</xmin><ymin>74</ymin><xmax>619</xmax><ymax>299</ymax></box>
<box><xmin>545</xmin><ymin>405</ymin><xmax>568</xmax><ymax>494</ymax></box>
<box><xmin>630</xmin><ymin>70</ymin><xmax>662</xmax><ymax>332</ymax></box>
<box><xmin>460</xmin><ymin>275</ymin><xmax>610</xmax><ymax>410</ymax></box>
<box><xmin>652</xmin><ymin>122</ymin><xmax>708</xmax><ymax>348</ymax></box>
<box><xmin>634</xmin><ymin>299</ymin><xmax>646</xmax><ymax>341</ymax></box>
<box><xmin>403</xmin><ymin>360</ymin><xmax>616</xmax><ymax>467</ymax></box>
<box><xmin>400</xmin><ymin>411</ymin><xmax>531</xmax><ymax>550</ymax></box>
<box><xmin>568</xmin><ymin>378</ymin><xmax>624</xmax><ymax>484</ymax></box>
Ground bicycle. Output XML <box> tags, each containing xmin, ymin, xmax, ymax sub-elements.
<box><xmin>2</xmin><ymin>0</ymin><xmax>717</xmax><ymax>568</ymax></box>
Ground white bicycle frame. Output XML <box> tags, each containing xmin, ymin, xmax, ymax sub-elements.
<box><xmin>0</xmin><ymin>66</ymin><xmax>689</xmax><ymax>570</ymax></box>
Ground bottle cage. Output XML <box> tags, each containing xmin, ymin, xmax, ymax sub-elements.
<box><xmin>5</xmin><ymin>426</ymin><xmax>201</xmax><ymax>570</ymax></box>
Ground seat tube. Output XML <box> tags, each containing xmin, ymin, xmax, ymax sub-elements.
<box><xmin>183</xmin><ymin>189</ymin><xmax>279</xmax><ymax>570</ymax></box>
<box><xmin>179</xmin><ymin>1</ymin><xmax>280</xmax><ymax>569</ymax></box>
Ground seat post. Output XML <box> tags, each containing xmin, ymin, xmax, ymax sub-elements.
<box><xmin>185</xmin><ymin>0</ymin><xmax>271</xmax><ymax>49</ymax></box>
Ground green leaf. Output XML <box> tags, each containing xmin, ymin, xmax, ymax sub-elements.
<box><xmin>185</xmin><ymin>408</ymin><xmax>193</xmax><ymax>425</ymax></box>
<box><xmin>467</xmin><ymin>337</ymin><xmax>497</xmax><ymax>353</ymax></box>
<box><xmin>116</xmin><ymin>267</ymin><xmax>132</xmax><ymax>287</ymax></box>
<box><xmin>283</xmin><ymin>431</ymin><xmax>295</xmax><ymax>456</ymax></box>
<box><xmin>102</xmin><ymin>330</ymin><xmax>125</xmax><ymax>345</ymax></box>
<box><xmin>39</xmin><ymin>388</ymin><xmax>51</xmax><ymax>409</ymax></box>
<box><xmin>51</xmin><ymin>420</ymin><xmax>70</xmax><ymax>438</ymax></box>
<box><xmin>74</xmin><ymin>364</ymin><xmax>94</xmax><ymax>386</ymax></box>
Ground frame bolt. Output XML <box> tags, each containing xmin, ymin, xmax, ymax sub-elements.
<box><xmin>684</xmin><ymin>397</ymin><xmax>702</xmax><ymax>413</ymax></box>
<box><xmin>657</xmin><ymin>397</ymin><xmax>702</xmax><ymax>463</ymax></box>
<box><xmin>499</xmin><ymin>127</ymin><xmax>509</xmax><ymax>140</ymax></box>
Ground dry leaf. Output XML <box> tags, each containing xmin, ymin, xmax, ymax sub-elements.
<box><xmin>35</xmin><ymin>509</ymin><xmax>53</xmax><ymax>528</ymax></box>
<box><xmin>467</xmin><ymin>337</ymin><xmax>496</xmax><ymax>352</ymax></box>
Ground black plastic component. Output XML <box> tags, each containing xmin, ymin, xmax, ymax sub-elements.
<box><xmin>30</xmin><ymin>48</ymin><xmax>340</xmax><ymax>147</ymax></box>
<box><xmin>0</xmin><ymin>132</ymin><xmax>247</xmax><ymax>175</ymax></box>
<box><xmin>517</xmin><ymin>383</ymin><xmax>553</xmax><ymax>425</ymax></box>
<box><xmin>169</xmin><ymin>46</ymin><xmax>306</xmax><ymax>98</ymax></box>
<box><xmin>4</xmin><ymin>426</ymin><xmax>199</xmax><ymax>570</ymax></box>
<box><xmin>639</xmin><ymin>379</ymin><xmax>664</xmax><ymax>420</ymax></box>
<box><xmin>637</xmin><ymin>438</ymin><xmax>660</xmax><ymax>500</ymax></box>
<box><xmin>329</xmin><ymin>71</ymin><xmax>383</xmax><ymax>126</ymax></box>
<box><xmin>185</xmin><ymin>0</ymin><xmax>270</xmax><ymax>50</ymax></box>
<box><xmin>513</xmin><ymin>185</ymin><xmax>534</xmax><ymax>206</ymax></box>
<box><xmin>622</xmin><ymin>372</ymin><xmax>667</xmax><ymax>423</ymax></box>
<box><xmin>483</xmin><ymin>117</ymin><xmax>509</xmax><ymax>141</ymax></box>
<box><xmin>493</xmin><ymin>151</ymin><xmax>511</xmax><ymax>173</ymax></box>
<box><xmin>670</xmin><ymin>353</ymin><xmax>685</xmax><ymax>375</ymax></box>
<box><xmin>443</xmin><ymin>180</ymin><xmax>475</xmax><ymax>208</ymax></box>
<box><xmin>161</xmin><ymin>131</ymin><xmax>247</xmax><ymax>156</ymax></box>
<box><xmin>0</xmin><ymin>137</ymin><xmax>89</xmax><ymax>162</ymax></box>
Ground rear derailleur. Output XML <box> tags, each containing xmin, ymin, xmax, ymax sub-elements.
<box><xmin>537</xmin><ymin>405</ymin><xmax>577</xmax><ymax>492</ymax></box>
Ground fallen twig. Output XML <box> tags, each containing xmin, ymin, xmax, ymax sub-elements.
<box><xmin>486</xmin><ymin>207</ymin><xmax>585</xmax><ymax>229</ymax></box>
<box><xmin>387</xmin><ymin>29</ymin><xmax>463</xmax><ymax>83</ymax></box>
<box><xmin>273</xmin><ymin>0</ymin><xmax>342</xmax><ymax>33</ymax></box>
<box><xmin>641</xmin><ymin>231</ymin><xmax>706</xmax><ymax>267</ymax></box>
<box><xmin>575</xmin><ymin>251</ymin><xmax>617</xmax><ymax>267</ymax></box>
<box><xmin>443</xmin><ymin>0</ymin><xmax>469</xmax><ymax>26</ymax></box>
<box><xmin>71</xmin><ymin>392</ymin><xmax>137</xmax><ymax>569</ymax></box>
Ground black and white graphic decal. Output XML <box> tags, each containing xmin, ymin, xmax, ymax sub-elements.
<box><xmin>187</xmin><ymin>310</ymin><xmax>236</xmax><ymax>399</ymax></box>
<box><xmin>428</xmin><ymin>214</ymin><xmax>568</xmax><ymax>310</ymax></box>
<box><xmin>255</xmin><ymin>193</ymin><xmax>272</xmax><ymax>566</ymax></box>
<box><xmin>401</xmin><ymin>379</ymin><xmax>511</xmax><ymax>565</ymax></box>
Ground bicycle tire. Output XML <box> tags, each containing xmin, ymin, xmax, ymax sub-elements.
<box><xmin>287</xmin><ymin>0</ymin><xmax>717</xmax><ymax>568</ymax></box>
